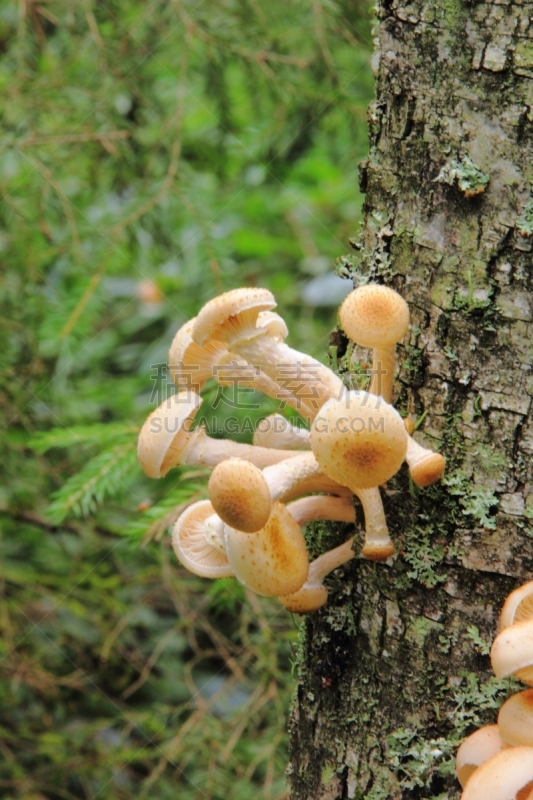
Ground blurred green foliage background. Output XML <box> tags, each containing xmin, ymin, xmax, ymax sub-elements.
<box><xmin>0</xmin><ymin>1</ymin><xmax>373</xmax><ymax>797</ymax></box>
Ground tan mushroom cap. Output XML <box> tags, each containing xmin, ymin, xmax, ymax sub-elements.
<box><xmin>280</xmin><ymin>585</ymin><xmax>328</xmax><ymax>614</ymax></box>
<box><xmin>172</xmin><ymin>500</ymin><xmax>234</xmax><ymax>579</ymax></box>
<box><xmin>257</xmin><ymin>310</ymin><xmax>288</xmax><ymax>340</ymax></box>
<box><xmin>168</xmin><ymin>318</ymin><xmax>227</xmax><ymax>390</ymax></box>
<box><xmin>208</xmin><ymin>458</ymin><xmax>272</xmax><ymax>533</ymax></box>
<box><xmin>498</xmin><ymin>689</ymin><xmax>533</xmax><ymax>748</ymax></box>
<box><xmin>491</xmin><ymin>620</ymin><xmax>533</xmax><ymax>686</ymax></box>
<box><xmin>310</xmin><ymin>391</ymin><xmax>407</xmax><ymax>490</ymax></box>
<box><xmin>193</xmin><ymin>287</ymin><xmax>276</xmax><ymax>346</ymax></box>
<box><xmin>137</xmin><ymin>392</ymin><xmax>202</xmax><ymax>478</ymax></box>
<box><xmin>456</xmin><ymin>725</ymin><xmax>506</xmax><ymax>788</ymax></box>
<box><xmin>339</xmin><ymin>284</ymin><xmax>410</xmax><ymax>348</ymax></box>
<box><xmin>460</xmin><ymin>746</ymin><xmax>533</xmax><ymax>800</ymax></box>
<box><xmin>224</xmin><ymin>501</ymin><xmax>309</xmax><ymax>596</ymax></box>
<box><xmin>410</xmin><ymin>451</ymin><xmax>446</xmax><ymax>487</ymax></box>
<box><xmin>500</xmin><ymin>582</ymin><xmax>533</xmax><ymax>630</ymax></box>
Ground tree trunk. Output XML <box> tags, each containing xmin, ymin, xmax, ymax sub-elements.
<box><xmin>287</xmin><ymin>0</ymin><xmax>533</xmax><ymax>797</ymax></box>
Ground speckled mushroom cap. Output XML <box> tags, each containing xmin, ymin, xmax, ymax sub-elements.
<box><xmin>310</xmin><ymin>391</ymin><xmax>408</xmax><ymax>490</ymax></box>
<box><xmin>500</xmin><ymin>581</ymin><xmax>533</xmax><ymax>630</ymax></box>
<box><xmin>137</xmin><ymin>391</ymin><xmax>202</xmax><ymax>478</ymax></box>
<box><xmin>339</xmin><ymin>284</ymin><xmax>410</xmax><ymax>347</ymax></box>
<box><xmin>168</xmin><ymin>318</ymin><xmax>227</xmax><ymax>389</ymax></box>
<box><xmin>491</xmin><ymin>619</ymin><xmax>533</xmax><ymax>686</ymax></box>
<box><xmin>455</xmin><ymin>725</ymin><xmax>506</xmax><ymax>789</ymax></box>
<box><xmin>498</xmin><ymin>689</ymin><xmax>533</xmax><ymax>748</ymax></box>
<box><xmin>460</xmin><ymin>746</ymin><xmax>533</xmax><ymax>800</ymax></box>
<box><xmin>224</xmin><ymin>501</ymin><xmax>309</xmax><ymax>597</ymax></box>
<box><xmin>192</xmin><ymin>288</ymin><xmax>276</xmax><ymax>346</ymax></box>
<box><xmin>172</xmin><ymin>500</ymin><xmax>234</xmax><ymax>579</ymax></box>
<box><xmin>208</xmin><ymin>458</ymin><xmax>272</xmax><ymax>533</ymax></box>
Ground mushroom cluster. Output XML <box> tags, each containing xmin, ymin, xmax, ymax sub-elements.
<box><xmin>455</xmin><ymin>581</ymin><xmax>533</xmax><ymax>797</ymax></box>
<box><xmin>137</xmin><ymin>284</ymin><xmax>445</xmax><ymax>613</ymax></box>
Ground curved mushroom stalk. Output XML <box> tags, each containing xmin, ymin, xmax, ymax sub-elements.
<box><xmin>171</xmin><ymin>500</ymin><xmax>233</xmax><ymax>578</ymax></box>
<box><xmin>279</xmin><ymin>537</ymin><xmax>355</xmax><ymax>614</ymax></box>
<box><xmin>137</xmin><ymin>392</ymin><xmax>302</xmax><ymax>479</ymax></box>
<box><xmin>405</xmin><ymin>436</ymin><xmax>445</xmax><ymax>487</ymax></box>
<box><xmin>224</xmin><ymin>502</ymin><xmax>309</xmax><ymax>597</ymax></box>
<box><xmin>455</xmin><ymin>726</ymin><xmax>506</xmax><ymax>789</ymax></box>
<box><xmin>253</xmin><ymin>414</ymin><xmax>311</xmax><ymax>451</ymax></box>
<box><xmin>287</xmin><ymin>495</ymin><xmax>355</xmax><ymax>526</ymax></box>
<box><xmin>192</xmin><ymin>288</ymin><xmax>343</xmax><ymax>419</ymax></box>
<box><xmin>339</xmin><ymin>284</ymin><xmax>410</xmax><ymax>404</ymax></box>
<box><xmin>460</xmin><ymin>747</ymin><xmax>533</xmax><ymax>800</ymax></box>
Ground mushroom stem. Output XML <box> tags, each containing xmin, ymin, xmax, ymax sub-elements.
<box><xmin>405</xmin><ymin>435</ymin><xmax>446</xmax><ymax>487</ymax></box>
<box><xmin>138</xmin><ymin>392</ymin><xmax>302</xmax><ymax>479</ymax></box>
<box><xmin>169</xmin><ymin>319</ymin><xmax>317</xmax><ymax>420</ymax></box>
<box><xmin>253</xmin><ymin>414</ymin><xmax>311</xmax><ymax>450</ymax></box>
<box><xmin>287</xmin><ymin>495</ymin><xmax>355</xmax><ymax>525</ymax></box>
<box><xmin>354</xmin><ymin>487</ymin><xmax>394</xmax><ymax>561</ymax></box>
<box><xmin>279</xmin><ymin>538</ymin><xmax>355</xmax><ymax>613</ymax></box>
<box><xmin>180</xmin><ymin>427</ymin><xmax>302</xmax><ymax>470</ymax></box>
<box><xmin>369</xmin><ymin>345</ymin><xmax>396</xmax><ymax>403</ymax></box>
<box><xmin>234</xmin><ymin>336</ymin><xmax>343</xmax><ymax>419</ymax></box>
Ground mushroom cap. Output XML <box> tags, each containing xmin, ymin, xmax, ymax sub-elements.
<box><xmin>137</xmin><ymin>391</ymin><xmax>202</xmax><ymax>478</ymax></box>
<box><xmin>491</xmin><ymin>620</ymin><xmax>533</xmax><ymax>686</ymax></box>
<box><xmin>208</xmin><ymin>458</ymin><xmax>272</xmax><ymax>533</ymax></box>
<box><xmin>168</xmin><ymin>318</ymin><xmax>226</xmax><ymax>388</ymax></box>
<box><xmin>225</xmin><ymin>501</ymin><xmax>309</xmax><ymax>596</ymax></box>
<box><xmin>410</xmin><ymin>451</ymin><xmax>446</xmax><ymax>487</ymax></box>
<box><xmin>500</xmin><ymin>582</ymin><xmax>533</xmax><ymax>630</ymax></box>
<box><xmin>460</xmin><ymin>746</ymin><xmax>533</xmax><ymax>800</ymax></box>
<box><xmin>193</xmin><ymin>288</ymin><xmax>276</xmax><ymax>346</ymax></box>
<box><xmin>171</xmin><ymin>500</ymin><xmax>234</xmax><ymax>578</ymax></box>
<box><xmin>456</xmin><ymin>725</ymin><xmax>506</xmax><ymax>788</ymax></box>
<box><xmin>339</xmin><ymin>284</ymin><xmax>410</xmax><ymax>348</ymax></box>
<box><xmin>498</xmin><ymin>689</ymin><xmax>533</xmax><ymax>748</ymax></box>
<box><xmin>279</xmin><ymin>585</ymin><xmax>328</xmax><ymax>614</ymax></box>
<box><xmin>257</xmin><ymin>310</ymin><xmax>288</xmax><ymax>340</ymax></box>
<box><xmin>310</xmin><ymin>391</ymin><xmax>407</xmax><ymax>490</ymax></box>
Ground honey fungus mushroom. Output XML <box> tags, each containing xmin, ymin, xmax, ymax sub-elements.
<box><xmin>192</xmin><ymin>287</ymin><xmax>343</xmax><ymax>418</ymax></box>
<box><xmin>207</xmin><ymin>452</ymin><xmax>348</xmax><ymax>533</ymax></box>
<box><xmin>172</xmin><ymin>500</ymin><xmax>233</xmax><ymax>578</ymax></box>
<box><xmin>339</xmin><ymin>283</ymin><xmax>409</xmax><ymax>403</ymax></box>
<box><xmin>455</xmin><ymin>726</ymin><xmax>506</xmax><ymax>789</ymax></box>
<box><xmin>137</xmin><ymin>391</ymin><xmax>301</xmax><ymax>479</ymax></box>
<box><xmin>224</xmin><ymin>501</ymin><xmax>309</xmax><ymax>596</ymax></box>
<box><xmin>310</xmin><ymin>391</ymin><xmax>408</xmax><ymax>490</ymax></box>
<box><xmin>490</xmin><ymin>619</ymin><xmax>533</xmax><ymax>686</ymax></box>
<box><xmin>460</xmin><ymin>747</ymin><xmax>533</xmax><ymax>800</ymax></box>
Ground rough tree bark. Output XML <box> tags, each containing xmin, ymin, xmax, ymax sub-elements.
<box><xmin>287</xmin><ymin>0</ymin><xmax>533</xmax><ymax>797</ymax></box>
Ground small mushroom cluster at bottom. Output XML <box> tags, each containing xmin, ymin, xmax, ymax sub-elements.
<box><xmin>137</xmin><ymin>284</ymin><xmax>445</xmax><ymax>613</ymax></box>
<box><xmin>455</xmin><ymin>581</ymin><xmax>533</xmax><ymax>798</ymax></box>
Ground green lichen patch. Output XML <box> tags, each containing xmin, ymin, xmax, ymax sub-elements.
<box><xmin>436</xmin><ymin>155</ymin><xmax>490</xmax><ymax>198</ymax></box>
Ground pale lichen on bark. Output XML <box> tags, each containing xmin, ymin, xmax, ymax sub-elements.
<box><xmin>288</xmin><ymin>0</ymin><xmax>533</xmax><ymax>797</ymax></box>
